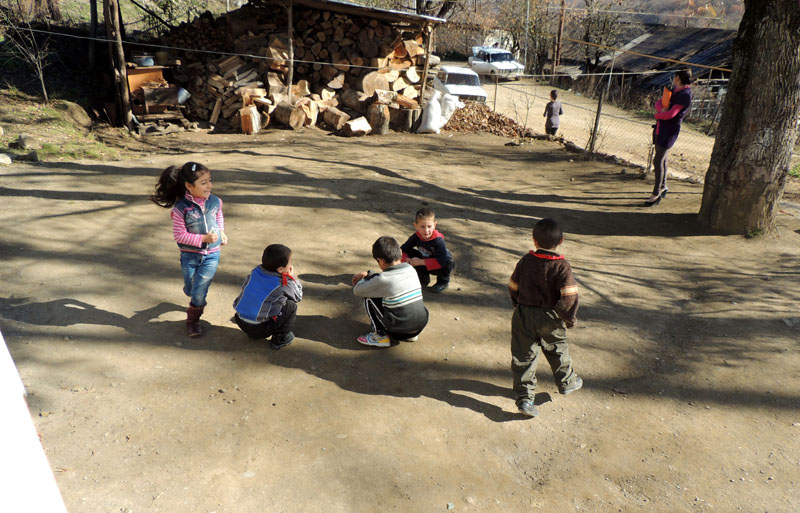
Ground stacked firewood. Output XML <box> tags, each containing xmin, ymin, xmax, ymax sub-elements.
<box><xmin>167</xmin><ymin>4</ymin><xmax>431</xmax><ymax>134</ymax></box>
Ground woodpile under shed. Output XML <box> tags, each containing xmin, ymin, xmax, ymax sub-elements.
<box><xmin>165</xmin><ymin>3</ymin><xmax>436</xmax><ymax>135</ymax></box>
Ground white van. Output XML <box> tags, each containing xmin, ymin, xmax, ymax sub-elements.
<box><xmin>469</xmin><ymin>46</ymin><xmax>524</xmax><ymax>80</ymax></box>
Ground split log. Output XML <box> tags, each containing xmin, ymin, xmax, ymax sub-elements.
<box><xmin>402</xmin><ymin>85</ymin><xmax>419</xmax><ymax>99</ymax></box>
<box><xmin>392</xmin><ymin>76</ymin><xmax>409</xmax><ymax>92</ymax></box>
<box><xmin>372</xmin><ymin>89</ymin><xmax>397</xmax><ymax>105</ymax></box>
<box><xmin>367</xmin><ymin>103</ymin><xmax>390</xmax><ymax>135</ymax></box>
<box><xmin>292</xmin><ymin>80</ymin><xmax>311</xmax><ymax>97</ymax></box>
<box><xmin>341</xmin><ymin>116</ymin><xmax>372</xmax><ymax>136</ymax></box>
<box><xmin>403</xmin><ymin>39</ymin><xmax>424</xmax><ymax>58</ymax></box>
<box><xmin>390</xmin><ymin>57</ymin><xmax>413</xmax><ymax>70</ymax></box>
<box><xmin>332</xmin><ymin>52</ymin><xmax>350</xmax><ymax>71</ymax></box>
<box><xmin>381</xmin><ymin>68</ymin><xmax>400</xmax><ymax>82</ymax></box>
<box><xmin>323</xmin><ymin>106</ymin><xmax>350</xmax><ymax>130</ymax></box>
<box><xmin>273</xmin><ymin>102</ymin><xmax>306</xmax><ymax>130</ymax></box>
<box><xmin>320</xmin><ymin>88</ymin><xmax>336</xmax><ymax>100</ymax></box>
<box><xmin>208</xmin><ymin>74</ymin><xmax>232</xmax><ymax>90</ymax></box>
<box><xmin>297</xmin><ymin>98</ymin><xmax>319</xmax><ymax>126</ymax></box>
<box><xmin>361</xmin><ymin>71</ymin><xmax>390</xmax><ymax>96</ymax></box>
<box><xmin>253</xmin><ymin>97</ymin><xmax>273</xmax><ymax>108</ymax></box>
<box><xmin>405</xmin><ymin>67</ymin><xmax>420</xmax><ymax>84</ymax></box>
<box><xmin>320</xmin><ymin>64</ymin><xmax>339</xmax><ymax>81</ymax></box>
<box><xmin>389</xmin><ymin>107</ymin><xmax>421</xmax><ymax>132</ymax></box>
<box><xmin>315</xmin><ymin>98</ymin><xmax>338</xmax><ymax>112</ymax></box>
<box><xmin>210</xmin><ymin>98</ymin><xmax>222</xmax><ymax>124</ymax></box>
<box><xmin>393</xmin><ymin>41</ymin><xmax>408</xmax><ymax>59</ymax></box>
<box><xmin>268</xmin><ymin>72</ymin><xmax>287</xmax><ymax>94</ymax></box>
<box><xmin>240</xmin><ymin>106</ymin><xmax>260</xmax><ymax>134</ymax></box>
<box><xmin>396</xmin><ymin>94</ymin><xmax>419</xmax><ymax>109</ymax></box>
<box><xmin>340</xmin><ymin>89</ymin><xmax>369</xmax><ymax>113</ymax></box>
<box><xmin>327</xmin><ymin>72</ymin><xmax>346</xmax><ymax>90</ymax></box>
<box><xmin>269</xmin><ymin>91</ymin><xmax>288</xmax><ymax>107</ymax></box>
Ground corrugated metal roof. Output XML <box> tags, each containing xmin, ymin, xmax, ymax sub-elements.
<box><xmin>612</xmin><ymin>26</ymin><xmax>734</xmax><ymax>72</ymax></box>
<box><xmin>617</xmin><ymin>27</ymin><xmax>734</xmax><ymax>90</ymax></box>
<box><xmin>251</xmin><ymin>0</ymin><xmax>446</xmax><ymax>25</ymax></box>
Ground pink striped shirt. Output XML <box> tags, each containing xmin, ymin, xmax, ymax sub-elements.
<box><xmin>171</xmin><ymin>194</ymin><xmax>224</xmax><ymax>253</ymax></box>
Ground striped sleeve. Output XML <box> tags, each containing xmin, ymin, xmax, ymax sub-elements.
<box><xmin>560</xmin><ymin>284</ymin><xmax>578</xmax><ymax>296</ymax></box>
<box><xmin>554</xmin><ymin>262</ymin><xmax>579</xmax><ymax>327</ymax></box>
<box><xmin>171</xmin><ymin>208</ymin><xmax>203</xmax><ymax>248</ymax></box>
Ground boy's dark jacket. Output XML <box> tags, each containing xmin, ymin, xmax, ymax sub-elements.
<box><xmin>508</xmin><ymin>249</ymin><xmax>579</xmax><ymax>327</ymax></box>
<box><xmin>400</xmin><ymin>229</ymin><xmax>452</xmax><ymax>270</ymax></box>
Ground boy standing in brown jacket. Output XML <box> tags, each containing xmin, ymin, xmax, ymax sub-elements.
<box><xmin>508</xmin><ymin>218</ymin><xmax>582</xmax><ymax>418</ymax></box>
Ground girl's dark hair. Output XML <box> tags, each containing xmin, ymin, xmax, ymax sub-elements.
<box><xmin>675</xmin><ymin>69</ymin><xmax>693</xmax><ymax>86</ymax></box>
<box><xmin>150</xmin><ymin>162</ymin><xmax>210</xmax><ymax>208</ymax></box>
<box><xmin>372</xmin><ymin>236</ymin><xmax>401</xmax><ymax>263</ymax></box>
<box><xmin>533</xmin><ymin>218</ymin><xmax>563</xmax><ymax>249</ymax></box>
<box><xmin>550</xmin><ymin>89</ymin><xmax>558</xmax><ymax>100</ymax></box>
<box><xmin>262</xmin><ymin>244</ymin><xmax>292</xmax><ymax>272</ymax></box>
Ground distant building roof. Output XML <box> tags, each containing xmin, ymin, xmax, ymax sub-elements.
<box><xmin>558</xmin><ymin>25</ymin><xmax>735</xmax><ymax>90</ymax></box>
<box><xmin>611</xmin><ymin>26</ymin><xmax>734</xmax><ymax>72</ymax></box>
<box><xmin>251</xmin><ymin>0</ymin><xmax>446</xmax><ymax>26</ymax></box>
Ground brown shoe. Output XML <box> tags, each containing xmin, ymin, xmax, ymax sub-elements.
<box><xmin>186</xmin><ymin>305</ymin><xmax>205</xmax><ymax>337</ymax></box>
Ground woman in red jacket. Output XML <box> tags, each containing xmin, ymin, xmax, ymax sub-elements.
<box><xmin>646</xmin><ymin>69</ymin><xmax>693</xmax><ymax>206</ymax></box>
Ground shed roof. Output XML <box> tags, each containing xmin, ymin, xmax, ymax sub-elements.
<box><xmin>609</xmin><ymin>26</ymin><xmax>735</xmax><ymax>90</ymax></box>
<box><xmin>251</xmin><ymin>0</ymin><xmax>446</xmax><ymax>26</ymax></box>
<box><xmin>611</xmin><ymin>26</ymin><xmax>735</xmax><ymax>73</ymax></box>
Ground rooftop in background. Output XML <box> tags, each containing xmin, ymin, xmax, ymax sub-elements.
<box><xmin>611</xmin><ymin>26</ymin><xmax>735</xmax><ymax>90</ymax></box>
<box><xmin>609</xmin><ymin>26</ymin><xmax>735</xmax><ymax>73</ymax></box>
<box><xmin>250</xmin><ymin>0</ymin><xmax>447</xmax><ymax>26</ymax></box>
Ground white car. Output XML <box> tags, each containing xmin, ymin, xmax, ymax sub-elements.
<box><xmin>432</xmin><ymin>66</ymin><xmax>488</xmax><ymax>103</ymax></box>
<box><xmin>468</xmin><ymin>46</ymin><xmax>524</xmax><ymax>80</ymax></box>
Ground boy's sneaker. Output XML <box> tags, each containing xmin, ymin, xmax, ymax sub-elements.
<box><xmin>270</xmin><ymin>332</ymin><xmax>294</xmax><ymax>350</ymax></box>
<box><xmin>357</xmin><ymin>332</ymin><xmax>391</xmax><ymax>348</ymax></box>
<box><xmin>559</xmin><ymin>376</ymin><xmax>583</xmax><ymax>395</ymax></box>
<box><xmin>517</xmin><ymin>399</ymin><xmax>539</xmax><ymax>417</ymax></box>
<box><xmin>430</xmin><ymin>280</ymin><xmax>449</xmax><ymax>293</ymax></box>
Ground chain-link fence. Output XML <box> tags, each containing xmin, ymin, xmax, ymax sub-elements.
<box><xmin>485</xmin><ymin>74</ymin><xmax>726</xmax><ymax>181</ymax></box>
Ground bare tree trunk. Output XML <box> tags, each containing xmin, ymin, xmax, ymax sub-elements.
<box><xmin>103</xmin><ymin>0</ymin><xmax>132</xmax><ymax>130</ymax></box>
<box><xmin>698</xmin><ymin>0</ymin><xmax>800</xmax><ymax>234</ymax></box>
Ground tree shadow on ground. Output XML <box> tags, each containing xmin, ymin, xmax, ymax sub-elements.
<box><xmin>0</xmin><ymin>296</ymin><xmax>531</xmax><ymax>422</ymax></box>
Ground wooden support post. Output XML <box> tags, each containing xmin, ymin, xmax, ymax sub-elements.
<box><xmin>286</xmin><ymin>0</ymin><xmax>294</xmax><ymax>105</ymax></box>
<box><xmin>588</xmin><ymin>87</ymin><xmax>605</xmax><ymax>153</ymax></box>
<box><xmin>89</xmin><ymin>0</ymin><xmax>97</xmax><ymax>71</ymax></box>
<box><xmin>418</xmin><ymin>23</ymin><xmax>434</xmax><ymax>107</ymax></box>
<box><xmin>103</xmin><ymin>0</ymin><xmax>132</xmax><ymax>130</ymax></box>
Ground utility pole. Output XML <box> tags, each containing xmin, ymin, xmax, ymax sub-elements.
<box><xmin>553</xmin><ymin>0</ymin><xmax>565</xmax><ymax>81</ymax></box>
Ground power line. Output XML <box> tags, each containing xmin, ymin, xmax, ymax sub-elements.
<box><xmin>542</xmin><ymin>4</ymin><xmax>726</xmax><ymax>21</ymax></box>
<box><xmin>1</xmin><ymin>21</ymin><xmax>732</xmax><ymax>78</ymax></box>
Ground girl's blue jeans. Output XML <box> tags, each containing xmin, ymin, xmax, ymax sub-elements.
<box><xmin>180</xmin><ymin>251</ymin><xmax>220</xmax><ymax>307</ymax></box>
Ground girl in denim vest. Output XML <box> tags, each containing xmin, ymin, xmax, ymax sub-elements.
<box><xmin>151</xmin><ymin>162</ymin><xmax>227</xmax><ymax>337</ymax></box>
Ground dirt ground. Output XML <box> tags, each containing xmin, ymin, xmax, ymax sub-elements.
<box><xmin>2</xmin><ymin>128</ymin><xmax>800</xmax><ymax>513</ymax></box>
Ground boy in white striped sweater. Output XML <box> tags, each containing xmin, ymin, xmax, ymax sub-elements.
<box><xmin>351</xmin><ymin>236</ymin><xmax>429</xmax><ymax>348</ymax></box>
